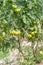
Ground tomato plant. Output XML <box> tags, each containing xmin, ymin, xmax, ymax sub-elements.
<box><xmin>0</xmin><ymin>0</ymin><xmax>43</xmax><ymax>65</ymax></box>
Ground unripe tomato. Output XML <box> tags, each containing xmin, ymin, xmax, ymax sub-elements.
<box><xmin>15</xmin><ymin>8</ymin><xmax>21</xmax><ymax>13</ymax></box>
<box><xmin>27</xmin><ymin>34</ymin><xmax>32</xmax><ymax>38</ymax></box>
<box><xmin>12</xmin><ymin>5</ymin><xmax>17</xmax><ymax>9</ymax></box>
<box><xmin>17</xmin><ymin>30</ymin><xmax>21</xmax><ymax>35</ymax></box>
<box><xmin>31</xmin><ymin>32</ymin><xmax>35</xmax><ymax>35</ymax></box>
<box><xmin>20</xmin><ymin>59</ymin><xmax>24</xmax><ymax>63</ymax></box>
<box><xmin>34</xmin><ymin>21</ymin><xmax>37</xmax><ymax>24</ymax></box>
<box><xmin>2</xmin><ymin>32</ymin><xmax>6</xmax><ymax>37</ymax></box>
<box><xmin>9</xmin><ymin>30</ymin><xmax>21</xmax><ymax>35</ymax></box>
<box><xmin>34</xmin><ymin>31</ymin><xmax>37</xmax><ymax>34</ymax></box>
<box><xmin>37</xmin><ymin>21</ymin><xmax>40</xmax><ymax>24</ymax></box>
<box><xmin>0</xmin><ymin>37</ymin><xmax>3</xmax><ymax>42</ymax></box>
<box><xmin>9</xmin><ymin>30</ymin><xmax>16</xmax><ymax>35</ymax></box>
<box><xmin>14</xmin><ymin>31</ymin><xmax>21</xmax><ymax>35</ymax></box>
<box><xmin>30</xmin><ymin>27</ymin><xmax>34</xmax><ymax>31</ymax></box>
<box><xmin>40</xmin><ymin>51</ymin><xmax>43</xmax><ymax>55</ymax></box>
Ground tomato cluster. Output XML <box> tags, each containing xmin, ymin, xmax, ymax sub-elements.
<box><xmin>0</xmin><ymin>0</ymin><xmax>42</xmax><ymax>51</ymax></box>
<box><xmin>12</xmin><ymin>5</ymin><xmax>21</xmax><ymax>13</ymax></box>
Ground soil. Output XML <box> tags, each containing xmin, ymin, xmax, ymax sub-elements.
<box><xmin>36</xmin><ymin>60</ymin><xmax>43</xmax><ymax>65</ymax></box>
<box><xmin>0</xmin><ymin>39</ymin><xmax>43</xmax><ymax>65</ymax></box>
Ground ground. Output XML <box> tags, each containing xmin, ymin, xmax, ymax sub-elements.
<box><xmin>0</xmin><ymin>40</ymin><xmax>43</xmax><ymax>65</ymax></box>
<box><xmin>36</xmin><ymin>60</ymin><xmax>43</xmax><ymax>65</ymax></box>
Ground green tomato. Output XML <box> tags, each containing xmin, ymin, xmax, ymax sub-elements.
<box><xmin>37</xmin><ymin>21</ymin><xmax>40</xmax><ymax>24</ymax></box>
<box><xmin>34</xmin><ymin>21</ymin><xmax>37</xmax><ymax>24</ymax></box>
<box><xmin>30</xmin><ymin>27</ymin><xmax>34</xmax><ymax>31</ymax></box>
<box><xmin>31</xmin><ymin>32</ymin><xmax>35</xmax><ymax>35</ymax></box>
<box><xmin>9</xmin><ymin>30</ymin><xmax>21</xmax><ymax>35</ymax></box>
<box><xmin>2</xmin><ymin>32</ymin><xmax>6</xmax><ymax>37</ymax></box>
<box><xmin>27</xmin><ymin>33</ymin><xmax>32</xmax><ymax>39</ymax></box>
<box><xmin>34</xmin><ymin>31</ymin><xmax>37</xmax><ymax>34</ymax></box>
<box><xmin>15</xmin><ymin>8</ymin><xmax>21</xmax><ymax>13</ymax></box>
<box><xmin>12</xmin><ymin>5</ymin><xmax>17</xmax><ymax>9</ymax></box>
<box><xmin>0</xmin><ymin>37</ymin><xmax>3</xmax><ymax>42</ymax></box>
